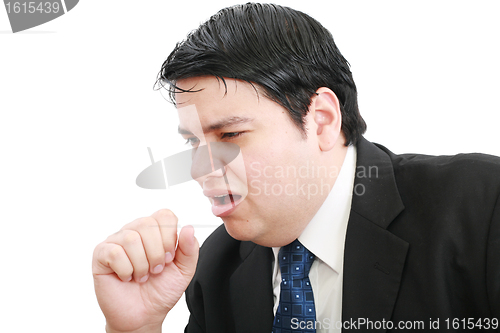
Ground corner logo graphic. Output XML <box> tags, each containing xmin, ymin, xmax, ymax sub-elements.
<box><xmin>3</xmin><ymin>0</ymin><xmax>79</xmax><ymax>33</ymax></box>
<box><xmin>136</xmin><ymin>143</ymin><xmax>241</xmax><ymax>190</ymax></box>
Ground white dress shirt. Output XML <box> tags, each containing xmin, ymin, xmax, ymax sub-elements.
<box><xmin>272</xmin><ymin>144</ymin><xmax>357</xmax><ymax>332</ymax></box>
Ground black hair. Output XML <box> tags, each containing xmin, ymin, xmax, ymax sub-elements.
<box><xmin>156</xmin><ymin>2</ymin><xmax>366</xmax><ymax>146</ymax></box>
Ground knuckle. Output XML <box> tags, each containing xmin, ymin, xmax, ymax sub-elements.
<box><xmin>120</xmin><ymin>218</ymin><xmax>139</xmax><ymax>231</ymax></box>
<box><xmin>157</xmin><ymin>209</ymin><xmax>177</xmax><ymax>221</ymax></box>
<box><xmin>92</xmin><ymin>242</ymin><xmax>104</xmax><ymax>258</ymax></box>
<box><xmin>107</xmin><ymin>244</ymin><xmax>124</xmax><ymax>261</ymax></box>
<box><xmin>138</xmin><ymin>216</ymin><xmax>157</xmax><ymax>228</ymax></box>
<box><xmin>122</xmin><ymin>230</ymin><xmax>141</xmax><ymax>245</ymax></box>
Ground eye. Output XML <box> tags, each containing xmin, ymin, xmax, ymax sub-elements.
<box><xmin>221</xmin><ymin>132</ymin><xmax>244</xmax><ymax>140</ymax></box>
<box><xmin>185</xmin><ymin>137</ymin><xmax>200</xmax><ymax>147</ymax></box>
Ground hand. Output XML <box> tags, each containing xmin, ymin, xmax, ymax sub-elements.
<box><xmin>92</xmin><ymin>209</ymin><xmax>199</xmax><ymax>333</ymax></box>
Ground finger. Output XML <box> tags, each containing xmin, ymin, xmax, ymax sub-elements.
<box><xmin>151</xmin><ymin>209</ymin><xmax>178</xmax><ymax>264</ymax></box>
<box><xmin>173</xmin><ymin>225</ymin><xmax>199</xmax><ymax>278</ymax></box>
<box><xmin>125</xmin><ymin>216</ymin><xmax>167</xmax><ymax>275</ymax></box>
<box><xmin>107</xmin><ymin>229</ymin><xmax>150</xmax><ymax>282</ymax></box>
<box><xmin>92</xmin><ymin>242</ymin><xmax>133</xmax><ymax>282</ymax></box>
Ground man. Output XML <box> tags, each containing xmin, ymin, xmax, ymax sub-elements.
<box><xmin>92</xmin><ymin>3</ymin><xmax>500</xmax><ymax>332</ymax></box>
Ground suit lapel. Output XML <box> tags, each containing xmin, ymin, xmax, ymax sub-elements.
<box><xmin>229</xmin><ymin>241</ymin><xmax>274</xmax><ymax>333</ymax></box>
<box><xmin>342</xmin><ymin>138</ymin><xmax>409</xmax><ymax>331</ymax></box>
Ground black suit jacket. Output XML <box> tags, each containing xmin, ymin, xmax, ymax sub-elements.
<box><xmin>184</xmin><ymin>137</ymin><xmax>500</xmax><ymax>332</ymax></box>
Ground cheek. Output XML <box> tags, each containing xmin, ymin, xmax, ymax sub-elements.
<box><xmin>240</xmin><ymin>136</ymin><xmax>312</xmax><ymax>195</ymax></box>
<box><xmin>225</xmin><ymin>150</ymin><xmax>249</xmax><ymax>196</ymax></box>
<box><xmin>245</xmin><ymin>156</ymin><xmax>294</xmax><ymax>199</ymax></box>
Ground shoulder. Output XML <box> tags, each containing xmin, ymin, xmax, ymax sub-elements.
<box><xmin>374</xmin><ymin>142</ymin><xmax>500</xmax><ymax>173</ymax></box>
<box><xmin>370</xmin><ymin>144</ymin><xmax>500</xmax><ymax>244</ymax></box>
<box><xmin>375</xmin><ymin>143</ymin><xmax>500</xmax><ymax>196</ymax></box>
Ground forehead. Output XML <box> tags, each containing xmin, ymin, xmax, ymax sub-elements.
<box><xmin>174</xmin><ymin>76</ymin><xmax>260</xmax><ymax>108</ymax></box>
<box><xmin>173</xmin><ymin>76</ymin><xmax>302</xmax><ymax>139</ymax></box>
<box><xmin>175</xmin><ymin>76</ymin><xmax>270</xmax><ymax>130</ymax></box>
<box><xmin>174</xmin><ymin>76</ymin><xmax>304</xmax><ymax>141</ymax></box>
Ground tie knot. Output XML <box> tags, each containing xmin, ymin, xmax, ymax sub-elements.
<box><xmin>278</xmin><ymin>239</ymin><xmax>315</xmax><ymax>280</ymax></box>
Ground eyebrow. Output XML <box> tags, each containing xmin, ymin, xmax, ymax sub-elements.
<box><xmin>178</xmin><ymin>116</ymin><xmax>253</xmax><ymax>135</ymax></box>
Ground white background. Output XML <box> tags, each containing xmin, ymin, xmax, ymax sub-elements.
<box><xmin>1</xmin><ymin>0</ymin><xmax>499</xmax><ymax>332</ymax></box>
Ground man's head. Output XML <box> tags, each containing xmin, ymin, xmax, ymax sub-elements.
<box><xmin>157</xmin><ymin>3</ymin><xmax>366</xmax><ymax>145</ymax></box>
<box><xmin>157</xmin><ymin>3</ymin><xmax>365</xmax><ymax>246</ymax></box>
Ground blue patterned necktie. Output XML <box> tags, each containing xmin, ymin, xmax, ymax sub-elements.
<box><xmin>272</xmin><ymin>239</ymin><xmax>316</xmax><ymax>333</ymax></box>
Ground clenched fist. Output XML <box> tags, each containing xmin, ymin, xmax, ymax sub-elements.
<box><xmin>92</xmin><ymin>209</ymin><xmax>199</xmax><ymax>333</ymax></box>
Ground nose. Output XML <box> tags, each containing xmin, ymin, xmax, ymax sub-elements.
<box><xmin>190</xmin><ymin>142</ymin><xmax>240</xmax><ymax>184</ymax></box>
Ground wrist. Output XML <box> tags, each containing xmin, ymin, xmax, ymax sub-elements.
<box><xmin>105</xmin><ymin>323</ymin><xmax>162</xmax><ymax>333</ymax></box>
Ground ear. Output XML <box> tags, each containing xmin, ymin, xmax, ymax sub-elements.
<box><xmin>311</xmin><ymin>87</ymin><xmax>342</xmax><ymax>151</ymax></box>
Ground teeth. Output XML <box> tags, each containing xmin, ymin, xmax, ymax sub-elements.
<box><xmin>214</xmin><ymin>194</ymin><xmax>228</xmax><ymax>198</ymax></box>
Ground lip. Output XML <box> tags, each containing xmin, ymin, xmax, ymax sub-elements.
<box><xmin>203</xmin><ymin>189</ymin><xmax>239</xmax><ymax>198</ymax></box>
<box><xmin>203</xmin><ymin>189</ymin><xmax>244</xmax><ymax>217</ymax></box>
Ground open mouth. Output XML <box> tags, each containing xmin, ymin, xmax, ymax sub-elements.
<box><xmin>208</xmin><ymin>192</ymin><xmax>244</xmax><ymax>217</ymax></box>
<box><xmin>213</xmin><ymin>193</ymin><xmax>242</xmax><ymax>206</ymax></box>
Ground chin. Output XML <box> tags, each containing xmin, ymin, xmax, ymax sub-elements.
<box><xmin>223</xmin><ymin>219</ymin><xmax>285</xmax><ymax>247</ymax></box>
<box><xmin>222</xmin><ymin>217</ymin><xmax>258</xmax><ymax>242</ymax></box>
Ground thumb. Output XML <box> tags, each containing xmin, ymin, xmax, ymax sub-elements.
<box><xmin>174</xmin><ymin>225</ymin><xmax>199</xmax><ymax>278</ymax></box>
